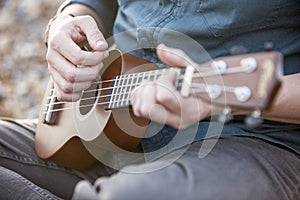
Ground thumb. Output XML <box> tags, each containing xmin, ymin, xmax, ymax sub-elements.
<box><xmin>157</xmin><ymin>44</ymin><xmax>197</xmax><ymax>67</ymax></box>
<box><xmin>74</xmin><ymin>16</ymin><xmax>108</xmax><ymax>51</ymax></box>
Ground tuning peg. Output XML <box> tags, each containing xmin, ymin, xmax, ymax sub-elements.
<box><xmin>218</xmin><ymin>107</ymin><xmax>233</xmax><ymax>124</ymax></box>
<box><xmin>245</xmin><ymin>110</ymin><xmax>263</xmax><ymax>128</ymax></box>
<box><xmin>264</xmin><ymin>42</ymin><xmax>274</xmax><ymax>51</ymax></box>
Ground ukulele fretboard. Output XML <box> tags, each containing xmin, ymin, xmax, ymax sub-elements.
<box><xmin>105</xmin><ymin>68</ymin><xmax>181</xmax><ymax>110</ymax></box>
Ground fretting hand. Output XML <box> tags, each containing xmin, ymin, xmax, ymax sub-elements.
<box><xmin>131</xmin><ymin>44</ymin><xmax>213</xmax><ymax>129</ymax></box>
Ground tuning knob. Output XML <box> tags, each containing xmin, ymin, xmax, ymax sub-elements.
<box><xmin>264</xmin><ymin>42</ymin><xmax>274</xmax><ymax>51</ymax></box>
<box><xmin>218</xmin><ymin>107</ymin><xmax>233</xmax><ymax>124</ymax></box>
<box><xmin>245</xmin><ymin>110</ymin><xmax>263</xmax><ymax>128</ymax></box>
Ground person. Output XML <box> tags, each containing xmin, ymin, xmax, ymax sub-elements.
<box><xmin>1</xmin><ymin>0</ymin><xmax>300</xmax><ymax>199</ymax></box>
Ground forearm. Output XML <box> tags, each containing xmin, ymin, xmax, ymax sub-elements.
<box><xmin>261</xmin><ymin>73</ymin><xmax>300</xmax><ymax>124</ymax></box>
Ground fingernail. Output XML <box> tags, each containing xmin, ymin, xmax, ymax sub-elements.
<box><xmin>157</xmin><ymin>43</ymin><xmax>166</xmax><ymax>49</ymax></box>
<box><xmin>96</xmin><ymin>40</ymin><xmax>107</xmax><ymax>47</ymax></box>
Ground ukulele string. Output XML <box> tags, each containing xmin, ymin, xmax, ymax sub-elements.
<box><xmin>50</xmin><ymin>63</ymin><xmax>247</xmax><ymax>100</ymax></box>
<box><xmin>46</xmin><ymin>65</ymin><xmax>241</xmax><ymax>104</ymax></box>
<box><xmin>44</xmin><ymin>64</ymin><xmax>250</xmax><ymax>113</ymax></box>
<box><xmin>44</xmin><ymin>82</ymin><xmax>238</xmax><ymax>114</ymax></box>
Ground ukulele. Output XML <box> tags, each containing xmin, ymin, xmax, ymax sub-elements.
<box><xmin>35</xmin><ymin>49</ymin><xmax>283</xmax><ymax>170</ymax></box>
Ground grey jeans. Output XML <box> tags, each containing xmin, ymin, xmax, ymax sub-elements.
<box><xmin>1</xmin><ymin>118</ymin><xmax>300</xmax><ymax>200</ymax></box>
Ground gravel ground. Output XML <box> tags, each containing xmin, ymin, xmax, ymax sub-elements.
<box><xmin>0</xmin><ymin>0</ymin><xmax>63</xmax><ymax>118</ymax></box>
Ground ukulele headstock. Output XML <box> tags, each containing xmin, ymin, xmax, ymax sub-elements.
<box><xmin>179</xmin><ymin>51</ymin><xmax>283</xmax><ymax>127</ymax></box>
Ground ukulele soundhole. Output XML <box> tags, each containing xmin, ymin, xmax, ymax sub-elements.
<box><xmin>79</xmin><ymin>80</ymin><xmax>99</xmax><ymax>115</ymax></box>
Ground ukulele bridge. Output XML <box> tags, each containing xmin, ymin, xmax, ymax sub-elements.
<box><xmin>43</xmin><ymin>87</ymin><xmax>59</xmax><ymax>124</ymax></box>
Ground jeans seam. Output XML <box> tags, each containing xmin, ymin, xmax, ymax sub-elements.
<box><xmin>0</xmin><ymin>152</ymin><xmax>88</xmax><ymax>180</ymax></box>
<box><xmin>0</xmin><ymin>152</ymin><xmax>60</xmax><ymax>168</ymax></box>
<box><xmin>2</xmin><ymin>166</ymin><xmax>60</xmax><ymax>200</ymax></box>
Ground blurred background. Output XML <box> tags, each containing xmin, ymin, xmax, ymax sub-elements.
<box><xmin>0</xmin><ymin>0</ymin><xmax>63</xmax><ymax>118</ymax></box>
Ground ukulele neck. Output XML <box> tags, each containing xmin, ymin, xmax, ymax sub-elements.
<box><xmin>105</xmin><ymin>68</ymin><xmax>182</xmax><ymax>110</ymax></box>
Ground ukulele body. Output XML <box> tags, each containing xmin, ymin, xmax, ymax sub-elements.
<box><xmin>35</xmin><ymin>50</ymin><xmax>157</xmax><ymax>170</ymax></box>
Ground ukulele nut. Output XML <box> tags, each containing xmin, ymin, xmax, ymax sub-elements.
<box><xmin>181</xmin><ymin>65</ymin><xmax>195</xmax><ymax>97</ymax></box>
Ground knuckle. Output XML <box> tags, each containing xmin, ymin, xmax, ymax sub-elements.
<box><xmin>69</xmin><ymin>51</ymin><xmax>84</xmax><ymax>65</ymax></box>
<box><xmin>60</xmin><ymin>81</ymin><xmax>73</xmax><ymax>94</ymax></box>
<box><xmin>45</xmin><ymin>51</ymin><xmax>56</xmax><ymax>66</ymax></box>
<box><xmin>132</xmin><ymin>108</ymin><xmax>141</xmax><ymax>117</ymax></box>
<box><xmin>156</xmin><ymin>93</ymin><xmax>172</xmax><ymax>104</ymax></box>
<box><xmin>65</xmin><ymin>69</ymin><xmax>77</xmax><ymax>83</ymax></box>
<box><xmin>55</xmin><ymin>90</ymin><xmax>66</xmax><ymax>102</ymax></box>
<box><xmin>140</xmin><ymin>105</ymin><xmax>150</xmax><ymax>117</ymax></box>
<box><xmin>133</xmin><ymin>106</ymin><xmax>145</xmax><ymax>117</ymax></box>
<box><xmin>48</xmin><ymin>33</ymin><xmax>63</xmax><ymax>50</ymax></box>
<box><xmin>82</xmin><ymin>15</ymin><xmax>94</xmax><ymax>22</ymax></box>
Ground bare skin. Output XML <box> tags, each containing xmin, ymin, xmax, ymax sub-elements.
<box><xmin>46</xmin><ymin>4</ymin><xmax>108</xmax><ymax>101</ymax></box>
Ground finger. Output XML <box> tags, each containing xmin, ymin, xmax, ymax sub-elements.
<box><xmin>147</xmin><ymin>105</ymin><xmax>182</xmax><ymax>128</ymax></box>
<box><xmin>53</xmin><ymin>81</ymin><xmax>82</xmax><ymax>102</ymax></box>
<box><xmin>131</xmin><ymin>82</ymin><xmax>157</xmax><ymax>118</ymax></box>
<box><xmin>47</xmin><ymin>50</ymin><xmax>103</xmax><ymax>83</ymax></box>
<box><xmin>155</xmin><ymin>71</ymin><xmax>183</xmax><ymax>113</ymax></box>
<box><xmin>49</xmin><ymin>65</ymin><xmax>92</xmax><ymax>93</ymax></box>
<box><xmin>73</xmin><ymin>16</ymin><xmax>108</xmax><ymax>51</ymax></box>
<box><xmin>156</xmin><ymin>43</ymin><xmax>197</xmax><ymax>67</ymax></box>
<box><xmin>49</xmin><ymin>34</ymin><xmax>109</xmax><ymax>66</ymax></box>
<box><xmin>52</xmin><ymin>77</ymin><xmax>83</xmax><ymax>102</ymax></box>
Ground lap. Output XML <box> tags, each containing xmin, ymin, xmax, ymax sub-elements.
<box><xmin>0</xmin><ymin>118</ymin><xmax>112</xmax><ymax>199</ymax></box>
<box><xmin>74</xmin><ymin>137</ymin><xmax>300</xmax><ymax>200</ymax></box>
<box><xmin>1</xmin><ymin>118</ymin><xmax>300</xmax><ymax>199</ymax></box>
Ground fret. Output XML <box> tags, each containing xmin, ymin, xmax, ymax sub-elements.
<box><xmin>120</xmin><ymin>74</ymin><xmax>130</xmax><ymax>107</ymax></box>
<box><xmin>125</xmin><ymin>74</ymin><xmax>134</xmax><ymax>106</ymax></box>
<box><xmin>132</xmin><ymin>73</ymin><xmax>138</xmax><ymax>90</ymax></box>
<box><xmin>137</xmin><ymin>72</ymin><xmax>143</xmax><ymax>87</ymax></box>
<box><xmin>116</xmin><ymin>75</ymin><xmax>124</xmax><ymax>108</ymax></box>
<box><xmin>115</xmin><ymin>75</ymin><xmax>125</xmax><ymax>108</ymax></box>
<box><xmin>148</xmin><ymin>70</ymin><xmax>154</xmax><ymax>81</ymax></box>
<box><xmin>108</xmin><ymin>76</ymin><xmax>119</xmax><ymax>109</ymax></box>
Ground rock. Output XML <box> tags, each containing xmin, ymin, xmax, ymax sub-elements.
<box><xmin>0</xmin><ymin>0</ymin><xmax>63</xmax><ymax>118</ymax></box>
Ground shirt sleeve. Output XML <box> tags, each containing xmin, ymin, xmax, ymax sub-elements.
<box><xmin>59</xmin><ymin>0</ymin><xmax>118</xmax><ymax>36</ymax></box>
